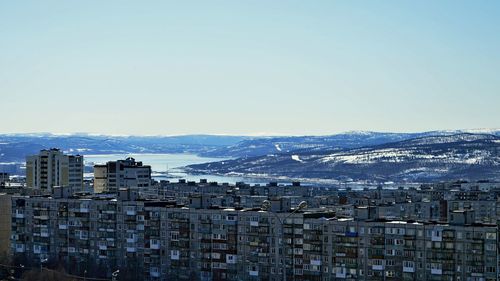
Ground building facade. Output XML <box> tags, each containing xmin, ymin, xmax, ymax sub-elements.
<box><xmin>0</xmin><ymin>172</ymin><xmax>9</xmax><ymax>186</ymax></box>
<box><xmin>93</xmin><ymin>157</ymin><xmax>152</xmax><ymax>193</ymax></box>
<box><xmin>0</xmin><ymin>193</ymin><xmax>11</xmax><ymax>255</ymax></box>
<box><xmin>25</xmin><ymin>149</ymin><xmax>83</xmax><ymax>192</ymax></box>
<box><xmin>10</xmin><ymin>194</ymin><xmax>500</xmax><ymax>281</ymax></box>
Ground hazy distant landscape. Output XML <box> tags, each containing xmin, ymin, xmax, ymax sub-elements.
<box><xmin>187</xmin><ymin>132</ymin><xmax>500</xmax><ymax>183</ymax></box>
<box><xmin>2</xmin><ymin>129</ymin><xmax>499</xmax><ymax>183</ymax></box>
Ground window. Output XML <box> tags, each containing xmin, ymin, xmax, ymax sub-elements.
<box><xmin>431</xmin><ymin>263</ymin><xmax>442</xmax><ymax>270</ymax></box>
<box><xmin>170</xmin><ymin>231</ymin><xmax>179</xmax><ymax>241</ymax></box>
<box><xmin>294</xmin><ymin>269</ymin><xmax>303</xmax><ymax>275</ymax></box>
<box><xmin>486</xmin><ymin>232</ymin><xmax>496</xmax><ymax>240</ymax></box>
<box><xmin>403</xmin><ymin>261</ymin><xmax>414</xmax><ymax>267</ymax></box>
<box><xmin>170</xmin><ymin>250</ymin><xmax>180</xmax><ymax>260</ymax></box>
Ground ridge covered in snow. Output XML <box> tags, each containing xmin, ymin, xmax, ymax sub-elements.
<box><xmin>186</xmin><ymin>133</ymin><xmax>500</xmax><ymax>183</ymax></box>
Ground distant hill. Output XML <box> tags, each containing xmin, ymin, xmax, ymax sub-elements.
<box><xmin>2</xmin><ymin>130</ymin><xmax>500</xmax><ymax>183</ymax></box>
<box><xmin>0</xmin><ymin>134</ymin><xmax>247</xmax><ymax>163</ymax></box>
<box><xmin>186</xmin><ymin>133</ymin><xmax>500</xmax><ymax>183</ymax></box>
<box><xmin>199</xmin><ymin>130</ymin><xmax>500</xmax><ymax>158</ymax></box>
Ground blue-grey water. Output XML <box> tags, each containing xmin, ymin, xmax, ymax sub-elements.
<box><xmin>84</xmin><ymin>153</ymin><xmax>271</xmax><ymax>185</ymax></box>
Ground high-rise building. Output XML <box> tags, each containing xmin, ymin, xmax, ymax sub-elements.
<box><xmin>25</xmin><ymin>148</ymin><xmax>83</xmax><ymax>192</ymax></box>
<box><xmin>93</xmin><ymin>157</ymin><xmax>151</xmax><ymax>193</ymax></box>
<box><xmin>0</xmin><ymin>193</ymin><xmax>11</xmax><ymax>256</ymax></box>
<box><xmin>0</xmin><ymin>172</ymin><xmax>9</xmax><ymax>186</ymax></box>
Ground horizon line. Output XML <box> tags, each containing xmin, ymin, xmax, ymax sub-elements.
<box><xmin>0</xmin><ymin>128</ymin><xmax>499</xmax><ymax>138</ymax></box>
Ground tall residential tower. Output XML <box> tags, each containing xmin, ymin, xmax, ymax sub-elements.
<box><xmin>94</xmin><ymin>157</ymin><xmax>151</xmax><ymax>193</ymax></box>
<box><xmin>25</xmin><ymin>148</ymin><xmax>83</xmax><ymax>192</ymax></box>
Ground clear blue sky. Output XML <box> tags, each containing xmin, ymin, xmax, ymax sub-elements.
<box><xmin>1</xmin><ymin>1</ymin><xmax>499</xmax><ymax>135</ymax></box>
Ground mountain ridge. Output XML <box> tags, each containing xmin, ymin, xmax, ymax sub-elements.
<box><xmin>185</xmin><ymin>133</ymin><xmax>500</xmax><ymax>183</ymax></box>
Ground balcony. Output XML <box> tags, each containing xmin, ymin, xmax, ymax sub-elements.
<box><xmin>403</xmin><ymin>266</ymin><xmax>415</xmax><ymax>273</ymax></box>
<box><xmin>14</xmin><ymin>244</ymin><xmax>25</xmax><ymax>253</ymax></box>
<box><xmin>431</xmin><ymin>268</ymin><xmax>442</xmax><ymax>275</ymax></box>
<box><xmin>335</xmin><ymin>267</ymin><xmax>346</xmax><ymax>278</ymax></box>
<box><xmin>310</xmin><ymin>260</ymin><xmax>321</xmax><ymax>266</ymax></box>
<box><xmin>34</xmin><ymin>215</ymin><xmax>49</xmax><ymax>220</ymax></box>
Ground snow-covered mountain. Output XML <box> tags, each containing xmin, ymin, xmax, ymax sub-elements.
<box><xmin>200</xmin><ymin>130</ymin><xmax>500</xmax><ymax>158</ymax></box>
<box><xmin>186</xmin><ymin>133</ymin><xmax>500</xmax><ymax>183</ymax></box>
<box><xmin>2</xmin><ymin>130</ymin><xmax>500</xmax><ymax>183</ymax></box>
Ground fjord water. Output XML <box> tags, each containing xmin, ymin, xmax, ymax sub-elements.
<box><xmin>84</xmin><ymin>153</ymin><xmax>269</xmax><ymax>184</ymax></box>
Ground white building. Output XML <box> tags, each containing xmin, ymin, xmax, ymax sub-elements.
<box><xmin>25</xmin><ymin>148</ymin><xmax>83</xmax><ymax>192</ymax></box>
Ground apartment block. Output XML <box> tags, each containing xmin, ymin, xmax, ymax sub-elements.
<box><xmin>0</xmin><ymin>172</ymin><xmax>9</xmax><ymax>186</ymax></box>
<box><xmin>0</xmin><ymin>193</ymin><xmax>11</xmax><ymax>255</ymax></box>
<box><xmin>25</xmin><ymin>148</ymin><xmax>83</xmax><ymax>192</ymax></box>
<box><xmin>94</xmin><ymin>157</ymin><xmax>152</xmax><ymax>193</ymax></box>
<box><xmin>10</xmin><ymin>193</ymin><xmax>500</xmax><ymax>281</ymax></box>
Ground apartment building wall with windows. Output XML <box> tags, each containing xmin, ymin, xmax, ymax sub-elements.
<box><xmin>10</xmin><ymin>194</ymin><xmax>500</xmax><ymax>281</ymax></box>
<box><xmin>93</xmin><ymin>157</ymin><xmax>151</xmax><ymax>193</ymax></box>
<box><xmin>25</xmin><ymin>148</ymin><xmax>83</xmax><ymax>192</ymax></box>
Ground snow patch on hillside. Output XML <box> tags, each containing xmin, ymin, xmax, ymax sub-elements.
<box><xmin>320</xmin><ymin>147</ymin><xmax>498</xmax><ymax>165</ymax></box>
<box><xmin>291</xmin><ymin>155</ymin><xmax>304</xmax><ymax>163</ymax></box>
